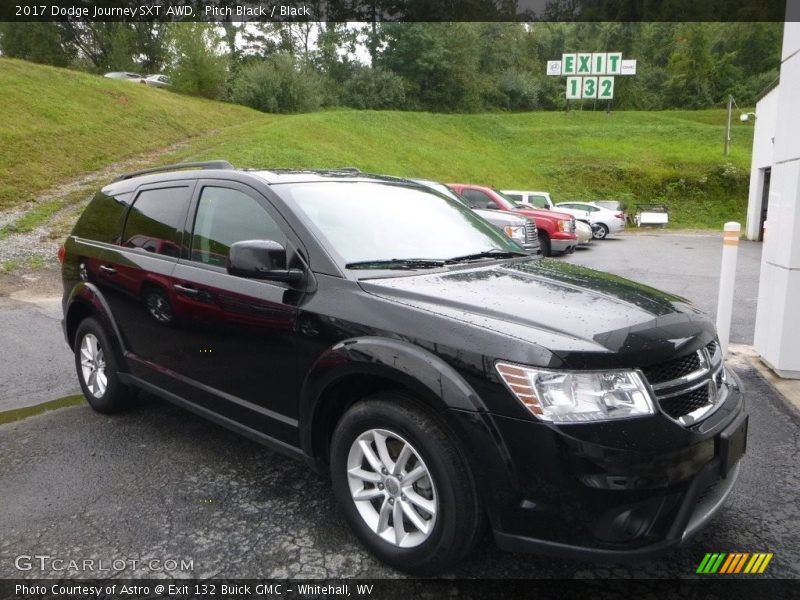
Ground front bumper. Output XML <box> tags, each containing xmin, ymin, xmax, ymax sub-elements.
<box><xmin>551</xmin><ymin>238</ymin><xmax>578</xmax><ymax>253</ymax></box>
<box><xmin>451</xmin><ymin>372</ymin><xmax>747</xmax><ymax>561</ymax></box>
<box><xmin>494</xmin><ymin>452</ymin><xmax>742</xmax><ymax>561</ymax></box>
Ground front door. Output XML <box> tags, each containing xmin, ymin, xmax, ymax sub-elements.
<box><xmin>158</xmin><ymin>181</ymin><xmax>303</xmax><ymax>445</ymax></box>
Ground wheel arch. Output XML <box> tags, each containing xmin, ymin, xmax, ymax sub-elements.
<box><xmin>64</xmin><ymin>282</ymin><xmax>129</xmax><ymax>370</ymax></box>
<box><xmin>299</xmin><ymin>336</ymin><xmax>488</xmax><ymax>470</ymax></box>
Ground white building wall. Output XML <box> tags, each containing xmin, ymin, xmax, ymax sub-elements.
<box><xmin>753</xmin><ymin>14</ymin><xmax>800</xmax><ymax>378</ymax></box>
<box><xmin>744</xmin><ymin>87</ymin><xmax>778</xmax><ymax>241</ymax></box>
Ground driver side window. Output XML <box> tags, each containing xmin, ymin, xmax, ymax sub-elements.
<box><xmin>190</xmin><ymin>186</ymin><xmax>287</xmax><ymax>267</ymax></box>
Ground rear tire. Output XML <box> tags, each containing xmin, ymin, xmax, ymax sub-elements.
<box><xmin>74</xmin><ymin>317</ymin><xmax>135</xmax><ymax>413</ymax></box>
<box><xmin>592</xmin><ymin>223</ymin><xmax>609</xmax><ymax>240</ymax></box>
<box><xmin>330</xmin><ymin>393</ymin><xmax>484</xmax><ymax>575</ymax></box>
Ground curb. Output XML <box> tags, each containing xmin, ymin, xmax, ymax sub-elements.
<box><xmin>728</xmin><ymin>343</ymin><xmax>800</xmax><ymax>415</ymax></box>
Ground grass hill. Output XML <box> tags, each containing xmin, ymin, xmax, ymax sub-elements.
<box><xmin>166</xmin><ymin>109</ymin><xmax>754</xmax><ymax>229</ymax></box>
<box><xmin>1</xmin><ymin>58</ymin><xmax>754</xmax><ymax>230</ymax></box>
<box><xmin>0</xmin><ymin>58</ymin><xmax>260</xmax><ymax>211</ymax></box>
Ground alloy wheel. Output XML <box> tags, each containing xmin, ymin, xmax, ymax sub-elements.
<box><xmin>346</xmin><ymin>428</ymin><xmax>438</xmax><ymax>548</ymax></box>
<box><xmin>79</xmin><ymin>333</ymin><xmax>107</xmax><ymax>398</ymax></box>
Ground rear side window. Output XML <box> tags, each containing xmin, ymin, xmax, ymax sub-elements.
<box><xmin>505</xmin><ymin>193</ymin><xmax>522</xmax><ymax>202</ymax></box>
<box><xmin>190</xmin><ymin>186</ymin><xmax>287</xmax><ymax>268</ymax></box>
<box><xmin>72</xmin><ymin>191</ymin><xmax>132</xmax><ymax>243</ymax></box>
<box><xmin>122</xmin><ymin>186</ymin><xmax>192</xmax><ymax>257</ymax></box>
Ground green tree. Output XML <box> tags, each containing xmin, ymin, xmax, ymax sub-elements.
<box><xmin>666</xmin><ymin>23</ymin><xmax>714</xmax><ymax>108</ymax></box>
<box><xmin>0</xmin><ymin>22</ymin><xmax>73</xmax><ymax>67</ymax></box>
<box><xmin>170</xmin><ymin>23</ymin><xmax>227</xmax><ymax>100</ymax></box>
<box><xmin>378</xmin><ymin>23</ymin><xmax>483</xmax><ymax>112</ymax></box>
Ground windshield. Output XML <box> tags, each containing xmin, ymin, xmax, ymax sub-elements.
<box><xmin>415</xmin><ymin>180</ymin><xmax>463</xmax><ymax>203</ymax></box>
<box><xmin>276</xmin><ymin>181</ymin><xmax>523</xmax><ymax>267</ymax></box>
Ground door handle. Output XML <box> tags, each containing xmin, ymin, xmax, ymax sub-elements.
<box><xmin>173</xmin><ymin>283</ymin><xmax>199</xmax><ymax>296</ymax></box>
<box><xmin>99</xmin><ymin>265</ymin><xmax>117</xmax><ymax>274</ymax></box>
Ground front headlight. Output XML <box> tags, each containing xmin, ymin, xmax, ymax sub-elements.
<box><xmin>503</xmin><ymin>225</ymin><xmax>526</xmax><ymax>243</ymax></box>
<box><xmin>495</xmin><ymin>362</ymin><xmax>655</xmax><ymax>423</ymax></box>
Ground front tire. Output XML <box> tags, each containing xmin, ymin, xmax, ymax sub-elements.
<box><xmin>74</xmin><ymin>317</ymin><xmax>134</xmax><ymax>413</ymax></box>
<box><xmin>538</xmin><ymin>232</ymin><xmax>551</xmax><ymax>257</ymax></box>
<box><xmin>330</xmin><ymin>394</ymin><xmax>483</xmax><ymax>574</ymax></box>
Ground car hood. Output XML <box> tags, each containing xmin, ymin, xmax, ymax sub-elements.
<box><xmin>358</xmin><ymin>258</ymin><xmax>715</xmax><ymax>369</ymax></box>
<box><xmin>514</xmin><ymin>207</ymin><xmax>573</xmax><ymax>222</ymax></box>
<box><xmin>473</xmin><ymin>208</ymin><xmax>527</xmax><ymax>226</ymax></box>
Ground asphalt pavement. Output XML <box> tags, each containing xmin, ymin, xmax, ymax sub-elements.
<box><xmin>0</xmin><ymin>363</ymin><xmax>797</xmax><ymax>579</ymax></box>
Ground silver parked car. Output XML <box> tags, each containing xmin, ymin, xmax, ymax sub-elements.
<box><xmin>555</xmin><ymin>201</ymin><xmax>626</xmax><ymax>240</ymax></box>
<box><xmin>574</xmin><ymin>219</ymin><xmax>593</xmax><ymax>245</ymax></box>
<box><xmin>103</xmin><ymin>72</ymin><xmax>143</xmax><ymax>81</ymax></box>
<box><xmin>143</xmin><ymin>74</ymin><xmax>172</xmax><ymax>88</ymax></box>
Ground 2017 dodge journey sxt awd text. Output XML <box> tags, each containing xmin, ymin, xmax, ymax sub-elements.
<box><xmin>60</xmin><ymin>162</ymin><xmax>748</xmax><ymax>574</ymax></box>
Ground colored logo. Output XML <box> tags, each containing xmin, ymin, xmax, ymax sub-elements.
<box><xmin>696</xmin><ymin>552</ymin><xmax>773</xmax><ymax>574</ymax></box>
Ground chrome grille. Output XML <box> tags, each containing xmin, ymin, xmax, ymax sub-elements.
<box><xmin>524</xmin><ymin>220</ymin><xmax>538</xmax><ymax>247</ymax></box>
<box><xmin>660</xmin><ymin>386</ymin><xmax>710</xmax><ymax>420</ymax></box>
<box><xmin>642</xmin><ymin>353</ymin><xmax>701</xmax><ymax>384</ymax></box>
<box><xmin>641</xmin><ymin>340</ymin><xmax>725</xmax><ymax>425</ymax></box>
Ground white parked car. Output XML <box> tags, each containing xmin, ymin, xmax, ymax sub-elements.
<box><xmin>103</xmin><ymin>71</ymin><xmax>143</xmax><ymax>81</ymax></box>
<box><xmin>143</xmin><ymin>74</ymin><xmax>172</xmax><ymax>88</ymax></box>
<box><xmin>574</xmin><ymin>219</ymin><xmax>593</xmax><ymax>244</ymax></box>
<box><xmin>501</xmin><ymin>190</ymin><xmax>554</xmax><ymax>210</ymax></box>
<box><xmin>555</xmin><ymin>201</ymin><xmax>625</xmax><ymax>239</ymax></box>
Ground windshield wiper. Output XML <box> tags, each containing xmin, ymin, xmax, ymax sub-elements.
<box><xmin>444</xmin><ymin>249</ymin><xmax>528</xmax><ymax>264</ymax></box>
<box><xmin>345</xmin><ymin>258</ymin><xmax>446</xmax><ymax>270</ymax></box>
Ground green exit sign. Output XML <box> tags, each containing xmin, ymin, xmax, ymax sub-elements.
<box><xmin>562</xmin><ymin>52</ymin><xmax>623</xmax><ymax>75</ymax></box>
<box><xmin>547</xmin><ymin>53</ymin><xmax>636</xmax><ymax>101</ymax></box>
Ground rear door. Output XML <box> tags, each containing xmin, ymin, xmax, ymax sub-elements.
<box><xmin>96</xmin><ymin>182</ymin><xmax>194</xmax><ymax>370</ymax></box>
<box><xmin>152</xmin><ymin>180</ymin><xmax>302</xmax><ymax>444</ymax></box>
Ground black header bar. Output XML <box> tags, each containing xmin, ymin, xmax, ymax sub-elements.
<box><xmin>0</xmin><ymin>0</ymin><xmax>792</xmax><ymax>23</ymax></box>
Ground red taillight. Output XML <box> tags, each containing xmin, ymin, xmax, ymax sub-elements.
<box><xmin>615</xmin><ymin>212</ymin><xmax>625</xmax><ymax>220</ymax></box>
<box><xmin>57</xmin><ymin>245</ymin><xmax>66</xmax><ymax>264</ymax></box>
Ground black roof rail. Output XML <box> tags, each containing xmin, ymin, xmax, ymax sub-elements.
<box><xmin>112</xmin><ymin>160</ymin><xmax>235</xmax><ymax>182</ymax></box>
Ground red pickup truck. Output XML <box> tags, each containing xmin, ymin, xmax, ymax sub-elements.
<box><xmin>448</xmin><ymin>184</ymin><xmax>578</xmax><ymax>256</ymax></box>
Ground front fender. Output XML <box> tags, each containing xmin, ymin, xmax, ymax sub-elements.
<box><xmin>299</xmin><ymin>336</ymin><xmax>488</xmax><ymax>456</ymax></box>
<box><xmin>298</xmin><ymin>337</ymin><xmax>522</xmax><ymax>519</ymax></box>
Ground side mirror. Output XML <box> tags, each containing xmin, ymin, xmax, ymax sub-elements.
<box><xmin>227</xmin><ymin>240</ymin><xmax>305</xmax><ymax>286</ymax></box>
<box><xmin>485</xmin><ymin>202</ymin><xmax>498</xmax><ymax>210</ymax></box>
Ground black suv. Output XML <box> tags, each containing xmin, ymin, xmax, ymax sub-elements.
<box><xmin>61</xmin><ymin>162</ymin><xmax>747</xmax><ymax>574</ymax></box>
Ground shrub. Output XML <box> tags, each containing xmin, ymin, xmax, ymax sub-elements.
<box><xmin>231</xmin><ymin>54</ymin><xmax>324</xmax><ymax>114</ymax></box>
<box><xmin>342</xmin><ymin>66</ymin><xmax>407</xmax><ymax>110</ymax></box>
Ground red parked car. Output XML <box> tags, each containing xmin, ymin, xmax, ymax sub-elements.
<box><xmin>448</xmin><ymin>184</ymin><xmax>578</xmax><ymax>257</ymax></box>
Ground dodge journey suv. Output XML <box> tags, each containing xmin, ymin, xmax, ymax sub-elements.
<box><xmin>60</xmin><ymin>162</ymin><xmax>747</xmax><ymax>574</ymax></box>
